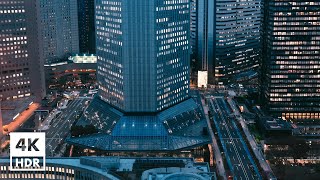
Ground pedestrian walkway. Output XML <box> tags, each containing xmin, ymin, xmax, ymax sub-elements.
<box><xmin>201</xmin><ymin>97</ymin><xmax>227</xmax><ymax>180</ymax></box>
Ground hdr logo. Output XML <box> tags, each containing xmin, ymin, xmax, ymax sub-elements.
<box><xmin>10</xmin><ymin>132</ymin><xmax>46</xmax><ymax>171</ymax></box>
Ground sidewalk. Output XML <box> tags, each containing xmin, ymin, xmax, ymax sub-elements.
<box><xmin>201</xmin><ymin>97</ymin><xmax>227</xmax><ymax>180</ymax></box>
<box><xmin>227</xmin><ymin>98</ymin><xmax>276</xmax><ymax>179</ymax></box>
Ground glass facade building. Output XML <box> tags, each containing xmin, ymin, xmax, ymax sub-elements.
<box><xmin>78</xmin><ymin>0</ymin><xmax>96</xmax><ymax>54</ymax></box>
<box><xmin>68</xmin><ymin>1</ymin><xmax>210</xmax><ymax>151</ymax></box>
<box><xmin>262</xmin><ymin>0</ymin><xmax>320</xmax><ymax>119</ymax></box>
<box><xmin>0</xmin><ymin>0</ymin><xmax>45</xmax><ymax>102</ymax></box>
<box><xmin>96</xmin><ymin>0</ymin><xmax>190</xmax><ymax>113</ymax></box>
<box><xmin>190</xmin><ymin>0</ymin><xmax>198</xmax><ymax>84</ymax></box>
<box><xmin>38</xmin><ymin>0</ymin><xmax>79</xmax><ymax>64</ymax></box>
<box><xmin>197</xmin><ymin>0</ymin><xmax>262</xmax><ymax>84</ymax></box>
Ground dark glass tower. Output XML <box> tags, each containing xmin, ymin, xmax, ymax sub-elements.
<box><xmin>78</xmin><ymin>0</ymin><xmax>96</xmax><ymax>54</ymax></box>
<box><xmin>262</xmin><ymin>0</ymin><xmax>320</xmax><ymax>119</ymax></box>
<box><xmin>190</xmin><ymin>0</ymin><xmax>198</xmax><ymax>84</ymax></box>
<box><xmin>197</xmin><ymin>0</ymin><xmax>262</xmax><ymax>84</ymax></box>
<box><xmin>67</xmin><ymin>0</ymin><xmax>210</xmax><ymax>151</ymax></box>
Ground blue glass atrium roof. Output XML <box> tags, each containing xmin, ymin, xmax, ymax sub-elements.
<box><xmin>67</xmin><ymin>93</ymin><xmax>211</xmax><ymax>151</ymax></box>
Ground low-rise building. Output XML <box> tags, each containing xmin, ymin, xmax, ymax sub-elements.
<box><xmin>0</xmin><ymin>157</ymin><xmax>213</xmax><ymax>180</ymax></box>
<box><xmin>44</xmin><ymin>54</ymin><xmax>97</xmax><ymax>89</ymax></box>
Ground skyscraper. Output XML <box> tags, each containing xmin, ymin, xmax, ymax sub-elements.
<box><xmin>190</xmin><ymin>0</ymin><xmax>198</xmax><ymax>83</ymax></box>
<box><xmin>68</xmin><ymin>0</ymin><xmax>209</xmax><ymax>151</ymax></box>
<box><xmin>197</xmin><ymin>0</ymin><xmax>262</xmax><ymax>84</ymax></box>
<box><xmin>96</xmin><ymin>0</ymin><xmax>190</xmax><ymax>113</ymax></box>
<box><xmin>78</xmin><ymin>0</ymin><xmax>96</xmax><ymax>54</ymax></box>
<box><xmin>262</xmin><ymin>0</ymin><xmax>320</xmax><ymax>119</ymax></box>
<box><xmin>38</xmin><ymin>0</ymin><xmax>79</xmax><ymax>64</ymax></box>
<box><xmin>0</xmin><ymin>0</ymin><xmax>45</xmax><ymax>102</ymax></box>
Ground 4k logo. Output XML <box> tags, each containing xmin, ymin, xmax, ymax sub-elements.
<box><xmin>16</xmin><ymin>138</ymin><xmax>40</xmax><ymax>151</ymax></box>
<box><xmin>10</xmin><ymin>132</ymin><xmax>46</xmax><ymax>171</ymax></box>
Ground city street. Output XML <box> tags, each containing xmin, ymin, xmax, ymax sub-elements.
<box><xmin>209</xmin><ymin>97</ymin><xmax>262</xmax><ymax>180</ymax></box>
<box><xmin>227</xmin><ymin>98</ymin><xmax>276</xmax><ymax>179</ymax></box>
<box><xmin>44</xmin><ymin>98</ymin><xmax>87</xmax><ymax>156</ymax></box>
<box><xmin>201</xmin><ymin>97</ymin><xmax>227</xmax><ymax>180</ymax></box>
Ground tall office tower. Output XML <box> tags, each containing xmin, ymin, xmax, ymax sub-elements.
<box><xmin>96</xmin><ymin>0</ymin><xmax>190</xmax><ymax>113</ymax></box>
<box><xmin>262</xmin><ymin>0</ymin><xmax>320</xmax><ymax>119</ymax></box>
<box><xmin>190</xmin><ymin>0</ymin><xmax>198</xmax><ymax>82</ymax></box>
<box><xmin>38</xmin><ymin>0</ymin><xmax>79</xmax><ymax>64</ymax></box>
<box><xmin>68</xmin><ymin>0</ymin><xmax>210</xmax><ymax>151</ymax></box>
<box><xmin>197</xmin><ymin>0</ymin><xmax>262</xmax><ymax>85</ymax></box>
<box><xmin>78</xmin><ymin>0</ymin><xmax>96</xmax><ymax>54</ymax></box>
<box><xmin>0</xmin><ymin>0</ymin><xmax>45</xmax><ymax>102</ymax></box>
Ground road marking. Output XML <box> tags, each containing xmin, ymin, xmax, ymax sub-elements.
<box><xmin>214</xmin><ymin>98</ymin><xmax>250</xmax><ymax>180</ymax></box>
<box><xmin>46</xmin><ymin>99</ymin><xmax>85</xmax><ymax>152</ymax></box>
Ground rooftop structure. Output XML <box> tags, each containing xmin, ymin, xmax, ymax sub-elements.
<box><xmin>67</xmin><ymin>93</ymin><xmax>210</xmax><ymax>151</ymax></box>
<box><xmin>254</xmin><ymin>106</ymin><xmax>292</xmax><ymax>137</ymax></box>
<box><xmin>44</xmin><ymin>54</ymin><xmax>97</xmax><ymax>88</ymax></box>
<box><xmin>69</xmin><ymin>54</ymin><xmax>97</xmax><ymax>64</ymax></box>
<box><xmin>0</xmin><ymin>157</ymin><xmax>213</xmax><ymax>180</ymax></box>
<box><xmin>1</xmin><ymin>97</ymin><xmax>35</xmax><ymax>125</ymax></box>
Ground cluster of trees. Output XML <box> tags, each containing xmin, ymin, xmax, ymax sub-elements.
<box><xmin>71</xmin><ymin>125</ymin><xmax>98</xmax><ymax>137</ymax></box>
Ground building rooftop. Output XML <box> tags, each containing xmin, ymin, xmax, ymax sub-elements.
<box><xmin>0</xmin><ymin>157</ymin><xmax>214</xmax><ymax>180</ymax></box>
<box><xmin>261</xmin><ymin>117</ymin><xmax>292</xmax><ymax>131</ymax></box>
<box><xmin>67</xmin><ymin>93</ymin><xmax>211</xmax><ymax>151</ymax></box>
<box><xmin>1</xmin><ymin>97</ymin><xmax>35</xmax><ymax>125</ymax></box>
<box><xmin>69</xmin><ymin>54</ymin><xmax>97</xmax><ymax>64</ymax></box>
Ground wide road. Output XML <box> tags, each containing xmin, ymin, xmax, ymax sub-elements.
<box><xmin>227</xmin><ymin>98</ymin><xmax>276</xmax><ymax>179</ymax></box>
<box><xmin>209</xmin><ymin>97</ymin><xmax>261</xmax><ymax>180</ymax></box>
<box><xmin>45</xmin><ymin>98</ymin><xmax>87</xmax><ymax>156</ymax></box>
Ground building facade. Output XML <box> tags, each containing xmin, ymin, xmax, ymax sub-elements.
<box><xmin>197</xmin><ymin>0</ymin><xmax>262</xmax><ymax>85</ymax></box>
<box><xmin>78</xmin><ymin>0</ymin><xmax>96</xmax><ymax>54</ymax></box>
<box><xmin>67</xmin><ymin>0</ymin><xmax>210</xmax><ymax>151</ymax></box>
<box><xmin>190</xmin><ymin>0</ymin><xmax>198</xmax><ymax>84</ymax></box>
<box><xmin>0</xmin><ymin>0</ymin><xmax>45</xmax><ymax>102</ymax></box>
<box><xmin>0</xmin><ymin>157</ymin><xmax>119</xmax><ymax>180</ymax></box>
<box><xmin>44</xmin><ymin>54</ymin><xmax>97</xmax><ymax>89</ymax></box>
<box><xmin>0</xmin><ymin>157</ymin><xmax>213</xmax><ymax>180</ymax></box>
<box><xmin>262</xmin><ymin>0</ymin><xmax>320</xmax><ymax>119</ymax></box>
<box><xmin>38</xmin><ymin>0</ymin><xmax>79</xmax><ymax>64</ymax></box>
<box><xmin>96</xmin><ymin>0</ymin><xmax>190</xmax><ymax>113</ymax></box>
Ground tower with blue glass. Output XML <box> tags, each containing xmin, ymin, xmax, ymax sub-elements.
<box><xmin>67</xmin><ymin>0</ymin><xmax>210</xmax><ymax>151</ymax></box>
